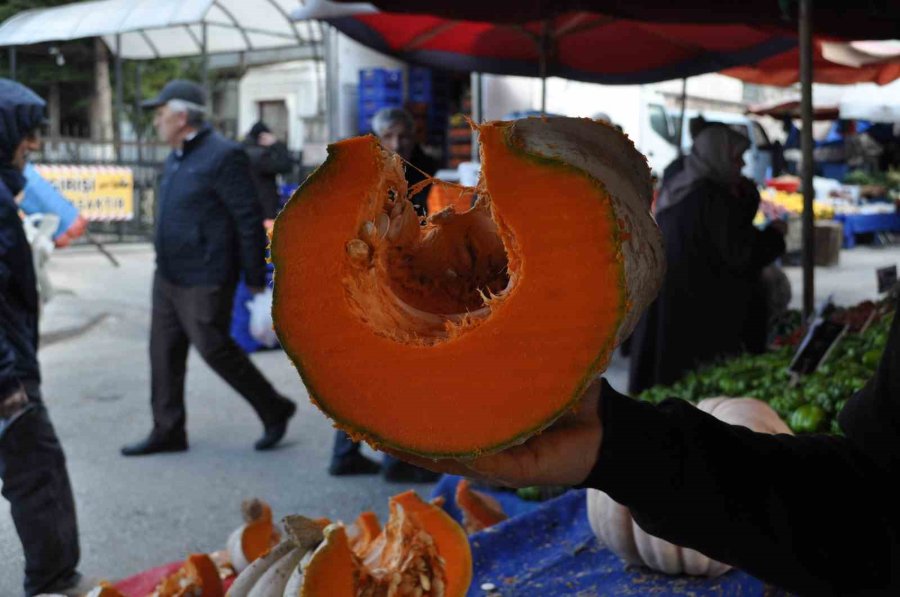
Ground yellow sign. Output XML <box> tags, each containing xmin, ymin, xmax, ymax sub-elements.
<box><xmin>34</xmin><ymin>164</ymin><xmax>134</xmax><ymax>221</ymax></box>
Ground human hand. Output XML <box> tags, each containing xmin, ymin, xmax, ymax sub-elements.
<box><xmin>258</xmin><ymin>132</ymin><xmax>277</xmax><ymax>147</ymax></box>
<box><xmin>0</xmin><ymin>384</ymin><xmax>29</xmax><ymax>419</ymax></box>
<box><xmin>383</xmin><ymin>380</ymin><xmax>603</xmax><ymax>488</ymax></box>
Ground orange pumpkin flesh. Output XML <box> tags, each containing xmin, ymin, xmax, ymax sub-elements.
<box><xmin>241</xmin><ymin>499</ymin><xmax>279</xmax><ymax>563</ymax></box>
<box><xmin>300</xmin><ymin>490</ymin><xmax>471</xmax><ymax>597</ymax></box>
<box><xmin>155</xmin><ymin>553</ymin><xmax>224</xmax><ymax>597</ymax></box>
<box><xmin>272</xmin><ymin>118</ymin><xmax>657</xmax><ymax>457</ymax></box>
<box><xmin>455</xmin><ymin>478</ymin><xmax>507</xmax><ymax>534</ymax></box>
<box><xmin>300</xmin><ymin>525</ymin><xmax>357</xmax><ymax>597</ymax></box>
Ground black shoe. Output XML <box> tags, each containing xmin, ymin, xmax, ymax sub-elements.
<box><xmin>121</xmin><ymin>433</ymin><xmax>188</xmax><ymax>456</ymax></box>
<box><xmin>255</xmin><ymin>399</ymin><xmax>297</xmax><ymax>451</ymax></box>
<box><xmin>329</xmin><ymin>454</ymin><xmax>382</xmax><ymax>476</ymax></box>
<box><xmin>383</xmin><ymin>461</ymin><xmax>441</xmax><ymax>483</ymax></box>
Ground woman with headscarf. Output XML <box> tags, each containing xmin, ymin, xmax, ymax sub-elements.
<box><xmin>628</xmin><ymin>124</ymin><xmax>786</xmax><ymax>395</ymax></box>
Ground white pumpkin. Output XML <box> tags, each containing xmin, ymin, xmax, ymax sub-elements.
<box><xmin>587</xmin><ymin>396</ymin><xmax>792</xmax><ymax>577</ymax></box>
<box><xmin>226</xmin><ymin>499</ymin><xmax>281</xmax><ymax>574</ymax></box>
<box><xmin>227</xmin><ymin>516</ymin><xmax>324</xmax><ymax>597</ymax></box>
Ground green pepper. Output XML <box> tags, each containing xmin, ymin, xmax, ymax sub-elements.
<box><xmin>790</xmin><ymin>404</ymin><xmax>826</xmax><ymax>433</ymax></box>
<box><xmin>862</xmin><ymin>349</ymin><xmax>882</xmax><ymax>369</ymax></box>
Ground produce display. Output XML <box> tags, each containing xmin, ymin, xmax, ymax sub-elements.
<box><xmin>759</xmin><ymin>189</ymin><xmax>835</xmax><ymax>219</ymax></box>
<box><xmin>228</xmin><ymin>491</ymin><xmax>471</xmax><ymax>597</ymax></box>
<box><xmin>639</xmin><ymin>300</ymin><xmax>894</xmax><ymax>435</ymax></box>
<box><xmin>74</xmin><ymin>492</ymin><xmax>471</xmax><ymax>597</ymax></box>
<box><xmin>152</xmin><ymin>553</ymin><xmax>224</xmax><ymax>597</ymax></box>
<box><xmin>270</xmin><ymin>117</ymin><xmax>664</xmax><ymax>457</ymax></box>
<box><xmin>587</xmin><ymin>397</ymin><xmax>791</xmax><ymax>577</ymax></box>
<box><xmin>225</xmin><ymin>499</ymin><xmax>281</xmax><ymax>574</ymax></box>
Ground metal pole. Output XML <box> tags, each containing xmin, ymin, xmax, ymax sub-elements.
<box><xmin>800</xmin><ymin>0</ymin><xmax>815</xmax><ymax>319</ymax></box>
<box><xmin>324</xmin><ymin>25</ymin><xmax>340</xmax><ymax>142</ymax></box>
<box><xmin>539</xmin><ymin>20</ymin><xmax>549</xmax><ymax>115</ymax></box>
<box><xmin>135</xmin><ymin>61</ymin><xmax>143</xmax><ymax>165</ymax></box>
<box><xmin>677</xmin><ymin>77</ymin><xmax>688</xmax><ymax>156</ymax></box>
<box><xmin>114</xmin><ymin>34</ymin><xmax>124</xmax><ymax>163</ymax></box>
<box><xmin>470</xmin><ymin>72</ymin><xmax>483</xmax><ymax>161</ymax></box>
<box><xmin>8</xmin><ymin>47</ymin><xmax>16</xmax><ymax>80</ymax></box>
<box><xmin>201</xmin><ymin>22</ymin><xmax>209</xmax><ymax>102</ymax></box>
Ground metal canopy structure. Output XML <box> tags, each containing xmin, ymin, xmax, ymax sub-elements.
<box><xmin>0</xmin><ymin>0</ymin><xmax>319</xmax><ymax>59</ymax></box>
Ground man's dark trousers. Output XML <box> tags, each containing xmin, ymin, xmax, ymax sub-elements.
<box><xmin>0</xmin><ymin>389</ymin><xmax>80</xmax><ymax>596</ymax></box>
<box><xmin>150</xmin><ymin>271</ymin><xmax>287</xmax><ymax>439</ymax></box>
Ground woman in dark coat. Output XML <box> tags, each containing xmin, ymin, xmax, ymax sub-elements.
<box><xmin>242</xmin><ymin>122</ymin><xmax>293</xmax><ymax>226</ymax></box>
<box><xmin>628</xmin><ymin>125</ymin><xmax>786</xmax><ymax>395</ymax></box>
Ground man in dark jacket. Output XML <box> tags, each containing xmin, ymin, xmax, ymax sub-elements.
<box><xmin>121</xmin><ymin>80</ymin><xmax>295</xmax><ymax>456</ymax></box>
<box><xmin>0</xmin><ymin>78</ymin><xmax>88</xmax><ymax>597</ymax></box>
<box><xmin>242</xmin><ymin>121</ymin><xmax>293</xmax><ymax>226</ymax></box>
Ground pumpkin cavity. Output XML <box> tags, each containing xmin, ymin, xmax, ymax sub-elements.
<box><xmin>343</xmin><ymin>148</ymin><xmax>513</xmax><ymax>346</ymax></box>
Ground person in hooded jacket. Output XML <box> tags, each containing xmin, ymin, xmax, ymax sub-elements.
<box><xmin>242</xmin><ymin>121</ymin><xmax>293</xmax><ymax>229</ymax></box>
<box><xmin>0</xmin><ymin>78</ymin><xmax>91</xmax><ymax>597</ymax></box>
<box><xmin>628</xmin><ymin>124</ymin><xmax>786</xmax><ymax>395</ymax></box>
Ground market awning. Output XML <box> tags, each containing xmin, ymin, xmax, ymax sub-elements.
<box><xmin>746</xmin><ymin>96</ymin><xmax>840</xmax><ymax>121</ymax></box>
<box><xmin>0</xmin><ymin>0</ymin><xmax>319</xmax><ymax>59</ymax></box>
<box><xmin>328</xmin><ymin>0</ymin><xmax>900</xmax><ymax>40</ymax></box>
<box><xmin>293</xmin><ymin>3</ymin><xmax>797</xmax><ymax>85</ymax></box>
<box><xmin>723</xmin><ymin>41</ymin><xmax>900</xmax><ymax>87</ymax></box>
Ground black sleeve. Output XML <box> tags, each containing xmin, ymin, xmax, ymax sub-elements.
<box><xmin>581</xmin><ymin>303</ymin><xmax>900</xmax><ymax>595</ymax></box>
<box><xmin>255</xmin><ymin>142</ymin><xmax>294</xmax><ymax>176</ymax></box>
<box><xmin>214</xmin><ymin>147</ymin><xmax>267</xmax><ymax>288</ymax></box>
<box><xmin>703</xmin><ymin>189</ymin><xmax>785</xmax><ymax>275</ymax></box>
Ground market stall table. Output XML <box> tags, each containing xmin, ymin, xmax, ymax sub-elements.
<box><xmin>432</xmin><ymin>475</ymin><xmax>789</xmax><ymax>596</ymax></box>
<box><xmin>833</xmin><ymin>211</ymin><xmax>900</xmax><ymax>248</ymax></box>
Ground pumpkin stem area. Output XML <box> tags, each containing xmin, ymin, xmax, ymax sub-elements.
<box><xmin>344</xmin><ymin>171</ymin><xmax>512</xmax><ymax>346</ymax></box>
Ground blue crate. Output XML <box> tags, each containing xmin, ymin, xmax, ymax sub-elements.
<box><xmin>359</xmin><ymin>87</ymin><xmax>405</xmax><ymax>103</ymax></box>
<box><xmin>359</xmin><ymin>68</ymin><xmax>403</xmax><ymax>90</ymax></box>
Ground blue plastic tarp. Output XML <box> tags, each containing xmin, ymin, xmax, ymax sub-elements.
<box><xmin>432</xmin><ymin>475</ymin><xmax>788</xmax><ymax>596</ymax></box>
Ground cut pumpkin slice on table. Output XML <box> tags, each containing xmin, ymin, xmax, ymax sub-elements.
<box><xmin>272</xmin><ymin>116</ymin><xmax>664</xmax><ymax>457</ymax></box>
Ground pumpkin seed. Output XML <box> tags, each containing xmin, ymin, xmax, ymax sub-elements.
<box><xmin>375</xmin><ymin>213</ymin><xmax>390</xmax><ymax>238</ymax></box>
<box><xmin>346</xmin><ymin>239</ymin><xmax>370</xmax><ymax>263</ymax></box>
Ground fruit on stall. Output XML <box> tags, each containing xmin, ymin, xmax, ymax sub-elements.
<box><xmin>638</xmin><ymin>301</ymin><xmax>893</xmax><ymax>435</ymax></box>
<box><xmin>225</xmin><ymin>498</ymin><xmax>281</xmax><ymax>574</ymax></box>
<box><xmin>587</xmin><ymin>397</ymin><xmax>792</xmax><ymax>577</ymax></box>
<box><xmin>152</xmin><ymin>553</ymin><xmax>224</xmax><ymax>597</ymax></box>
<box><xmin>455</xmin><ymin>478</ymin><xmax>507</xmax><ymax>534</ymax></box>
<box><xmin>227</xmin><ymin>490</ymin><xmax>472</xmax><ymax>597</ymax></box>
<box><xmin>271</xmin><ymin>117</ymin><xmax>664</xmax><ymax>457</ymax></box>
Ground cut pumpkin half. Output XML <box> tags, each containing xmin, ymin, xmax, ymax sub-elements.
<box><xmin>272</xmin><ymin>117</ymin><xmax>664</xmax><ymax>457</ymax></box>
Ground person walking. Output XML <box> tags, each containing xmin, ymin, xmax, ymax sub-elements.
<box><xmin>121</xmin><ymin>80</ymin><xmax>296</xmax><ymax>456</ymax></box>
<box><xmin>0</xmin><ymin>78</ymin><xmax>93</xmax><ymax>597</ymax></box>
<box><xmin>242</xmin><ymin>121</ymin><xmax>293</xmax><ymax>230</ymax></box>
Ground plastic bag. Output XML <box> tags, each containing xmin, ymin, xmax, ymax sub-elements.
<box><xmin>246</xmin><ymin>288</ymin><xmax>279</xmax><ymax>348</ymax></box>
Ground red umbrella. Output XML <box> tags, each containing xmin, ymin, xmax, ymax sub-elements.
<box><xmin>329</xmin><ymin>0</ymin><xmax>900</xmax><ymax>40</ymax></box>
<box><xmin>724</xmin><ymin>41</ymin><xmax>900</xmax><ymax>86</ymax></box>
<box><xmin>317</xmin><ymin>10</ymin><xmax>797</xmax><ymax>87</ymax></box>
